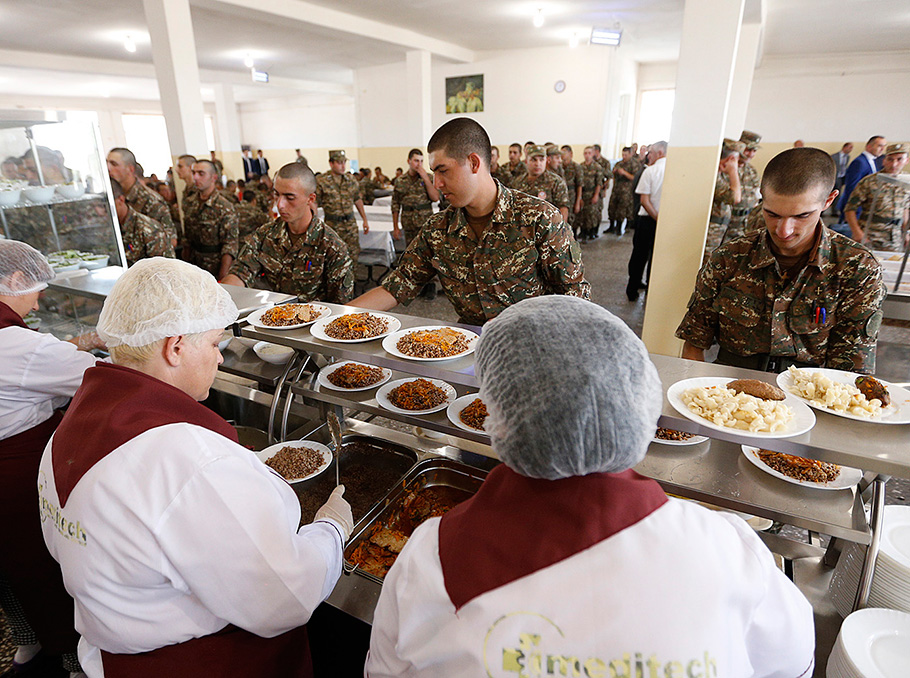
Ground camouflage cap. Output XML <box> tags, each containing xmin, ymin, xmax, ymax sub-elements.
<box><xmin>885</xmin><ymin>143</ymin><xmax>909</xmax><ymax>156</ymax></box>
<box><xmin>545</xmin><ymin>145</ymin><xmax>561</xmax><ymax>157</ymax></box>
<box><xmin>740</xmin><ymin>130</ymin><xmax>762</xmax><ymax>149</ymax></box>
<box><xmin>723</xmin><ymin>138</ymin><xmax>746</xmax><ymax>155</ymax></box>
<box><xmin>329</xmin><ymin>150</ymin><xmax>346</xmax><ymax>162</ymax></box>
<box><xmin>527</xmin><ymin>145</ymin><xmax>546</xmax><ymax>158</ymax></box>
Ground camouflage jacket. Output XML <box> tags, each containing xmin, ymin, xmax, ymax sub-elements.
<box><xmin>255</xmin><ymin>190</ymin><xmax>272</xmax><ymax>214</ymax></box>
<box><xmin>120</xmin><ymin>206</ymin><xmax>175</xmax><ymax>266</ymax></box>
<box><xmin>594</xmin><ymin>156</ymin><xmax>612</xmax><ymax>188</ymax></box>
<box><xmin>382</xmin><ymin>182</ymin><xmax>590</xmax><ymax>325</ymax></box>
<box><xmin>676</xmin><ymin>225</ymin><xmax>886</xmax><ymax>374</ymax></box>
<box><xmin>711</xmin><ymin>171</ymin><xmax>735</xmax><ymax>224</ymax></box>
<box><xmin>391</xmin><ymin>171</ymin><xmax>435</xmax><ymax>213</ymax></box>
<box><xmin>236</xmin><ymin>200</ymin><xmax>269</xmax><ymax>241</ymax></box>
<box><xmin>845</xmin><ymin>172</ymin><xmax>910</xmax><ymax>251</ymax></box>
<box><xmin>230</xmin><ymin>216</ymin><xmax>353</xmax><ymax>303</ymax></box>
<box><xmin>562</xmin><ymin>161</ymin><xmax>583</xmax><ymax>200</ymax></box>
<box><xmin>511</xmin><ymin>171</ymin><xmax>570</xmax><ymax>211</ymax></box>
<box><xmin>316</xmin><ymin>172</ymin><xmax>360</xmax><ymax>219</ymax></box>
<box><xmin>579</xmin><ymin>161</ymin><xmax>604</xmax><ymax>200</ymax></box>
<box><xmin>182</xmin><ymin>189</ymin><xmax>239</xmax><ymax>258</ymax></box>
<box><xmin>491</xmin><ymin>163</ymin><xmax>510</xmax><ymax>187</ymax></box>
<box><xmin>504</xmin><ymin>161</ymin><xmax>527</xmax><ymax>185</ymax></box>
<box><xmin>732</xmin><ymin>162</ymin><xmax>760</xmax><ymax>217</ymax></box>
<box><xmin>359</xmin><ymin>178</ymin><xmax>379</xmax><ymax>205</ymax></box>
<box><xmin>126</xmin><ymin>180</ymin><xmax>176</xmax><ymax>244</ymax></box>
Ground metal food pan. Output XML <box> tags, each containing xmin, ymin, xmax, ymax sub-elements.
<box><xmin>343</xmin><ymin>457</ymin><xmax>487</xmax><ymax>583</ymax></box>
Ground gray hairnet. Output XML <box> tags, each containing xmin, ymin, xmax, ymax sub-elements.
<box><xmin>476</xmin><ymin>296</ymin><xmax>662</xmax><ymax>479</ymax></box>
<box><xmin>97</xmin><ymin>257</ymin><xmax>238</xmax><ymax>347</ymax></box>
<box><xmin>0</xmin><ymin>240</ymin><xmax>54</xmax><ymax>296</ymax></box>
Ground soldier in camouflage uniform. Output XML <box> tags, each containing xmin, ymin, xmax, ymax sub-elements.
<box><xmin>182</xmin><ymin>160</ymin><xmax>239</xmax><ymax>279</ymax></box>
<box><xmin>706</xmin><ymin>140</ymin><xmax>744</xmax><ymax>253</ymax></box>
<box><xmin>608</xmin><ymin>147</ymin><xmax>637</xmax><ymax>234</ymax></box>
<box><xmin>845</xmin><ymin>143</ymin><xmax>910</xmax><ymax>252</ymax></box>
<box><xmin>391</xmin><ymin>149</ymin><xmax>439</xmax><ymax>244</ymax></box>
<box><xmin>111</xmin><ymin>178</ymin><xmax>174</xmax><ymax>266</ymax></box>
<box><xmin>315</xmin><ymin>150</ymin><xmax>369</xmax><ymax>261</ymax></box>
<box><xmin>511</xmin><ymin>146</ymin><xmax>571</xmax><ymax>222</ymax></box>
<box><xmin>560</xmin><ymin>146</ymin><xmax>584</xmax><ymax>230</ymax></box>
<box><xmin>236</xmin><ymin>191</ymin><xmax>269</xmax><ymax>242</ymax></box>
<box><xmin>504</xmin><ymin>143</ymin><xmax>527</xmax><ymax>186</ymax></box>
<box><xmin>489</xmin><ymin>146</ymin><xmax>507</xmax><ymax>186</ymax></box>
<box><xmin>358</xmin><ymin>169</ymin><xmax>378</xmax><ymax>206</ymax></box>
<box><xmin>593</xmin><ymin>144</ymin><xmax>611</xmax><ymax>229</ymax></box>
<box><xmin>677</xmin><ymin>147</ymin><xmax>886</xmax><ymax>374</ymax></box>
<box><xmin>175</xmin><ymin>154</ymin><xmax>197</xmax><ymax>203</ymax></box>
<box><xmin>225</xmin><ymin>163</ymin><xmax>353</xmax><ymax>303</ymax></box>
<box><xmin>724</xmin><ymin>130</ymin><xmax>762</xmax><ymax>244</ymax></box>
<box><xmin>350</xmin><ymin>118</ymin><xmax>590</xmax><ymax>325</ymax></box>
<box><xmin>107</xmin><ymin>148</ymin><xmax>176</xmax><ymax>248</ymax></box>
<box><xmin>576</xmin><ymin>147</ymin><xmax>604</xmax><ymax>241</ymax></box>
<box><xmin>546</xmin><ymin>145</ymin><xmax>563</xmax><ymax>179</ymax></box>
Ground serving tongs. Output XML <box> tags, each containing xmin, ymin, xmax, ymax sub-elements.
<box><xmin>327</xmin><ymin>410</ymin><xmax>342</xmax><ymax>487</ymax></box>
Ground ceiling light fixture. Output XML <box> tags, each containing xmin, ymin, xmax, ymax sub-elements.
<box><xmin>569</xmin><ymin>32</ymin><xmax>579</xmax><ymax>48</ymax></box>
<box><xmin>590</xmin><ymin>26</ymin><xmax>622</xmax><ymax>46</ymax></box>
<box><xmin>124</xmin><ymin>35</ymin><xmax>136</xmax><ymax>53</ymax></box>
<box><xmin>533</xmin><ymin>8</ymin><xmax>544</xmax><ymax>28</ymax></box>
<box><xmin>244</xmin><ymin>53</ymin><xmax>254</xmax><ymax>69</ymax></box>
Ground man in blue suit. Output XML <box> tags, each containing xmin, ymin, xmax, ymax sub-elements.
<box><xmin>838</xmin><ymin>135</ymin><xmax>886</xmax><ymax>217</ymax></box>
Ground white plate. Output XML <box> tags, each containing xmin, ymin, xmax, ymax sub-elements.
<box><xmin>255</xmin><ymin>440</ymin><xmax>333</xmax><ymax>484</ymax></box>
<box><xmin>881</xmin><ymin>506</ymin><xmax>910</xmax><ymax>570</ymax></box>
<box><xmin>376</xmin><ymin>377</ymin><xmax>456</xmax><ymax>415</ymax></box>
<box><xmin>667</xmin><ymin>377</ymin><xmax>816</xmax><ymax>439</ymax></box>
<box><xmin>741</xmin><ymin>446</ymin><xmax>863</xmax><ymax>490</ymax></box>
<box><xmin>841</xmin><ymin>608</ymin><xmax>910</xmax><ymax>678</ymax></box>
<box><xmin>652</xmin><ymin>428</ymin><xmax>709</xmax><ymax>446</ymax></box>
<box><xmin>310</xmin><ymin>312</ymin><xmax>401</xmax><ymax>343</ymax></box>
<box><xmin>247</xmin><ymin>303</ymin><xmax>331</xmax><ymax>330</ymax></box>
<box><xmin>777</xmin><ymin>367</ymin><xmax>910</xmax><ymax>424</ymax></box>
<box><xmin>382</xmin><ymin>325</ymin><xmax>479</xmax><ymax>361</ymax></box>
<box><xmin>446</xmin><ymin>393</ymin><xmax>489</xmax><ymax>434</ymax></box>
<box><xmin>316</xmin><ymin>360</ymin><xmax>392</xmax><ymax>392</ymax></box>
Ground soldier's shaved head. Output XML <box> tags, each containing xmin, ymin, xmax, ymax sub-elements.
<box><xmin>761</xmin><ymin>148</ymin><xmax>835</xmax><ymax>200</ymax></box>
<box><xmin>276</xmin><ymin>162</ymin><xmax>317</xmax><ymax>193</ymax></box>
<box><xmin>509</xmin><ymin>143</ymin><xmax>521</xmax><ymax>151</ymax></box>
<box><xmin>427</xmin><ymin>117</ymin><xmax>492</xmax><ymax>168</ymax></box>
<box><xmin>109</xmin><ymin>147</ymin><xmax>137</xmax><ymax>169</ymax></box>
<box><xmin>178</xmin><ymin>154</ymin><xmax>197</xmax><ymax>165</ymax></box>
<box><xmin>407</xmin><ymin>148</ymin><xmax>423</xmax><ymax>160</ymax></box>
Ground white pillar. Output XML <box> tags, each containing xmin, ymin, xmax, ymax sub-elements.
<box><xmin>724</xmin><ymin>21</ymin><xmax>762</xmax><ymax>138</ymax></box>
<box><xmin>212</xmin><ymin>82</ymin><xmax>244</xmax><ymax>179</ymax></box>
<box><xmin>96</xmin><ymin>110</ymin><xmax>128</xmax><ymax>151</ymax></box>
<box><xmin>406</xmin><ymin>50</ymin><xmax>432</xmax><ymax>144</ymax></box>
<box><xmin>142</xmin><ymin>0</ymin><xmax>208</xmax><ymax>158</ymax></box>
<box><xmin>641</xmin><ymin>0</ymin><xmax>746</xmax><ymax>356</ymax></box>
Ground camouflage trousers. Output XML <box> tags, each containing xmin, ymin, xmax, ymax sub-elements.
<box><xmin>190</xmin><ymin>249</ymin><xmax>223</xmax><ymax>278</ymax></box>
<box><xmin>705</xmin><ymin>221</ymin><xmax>727</xmax><ymax>253</ymax></box>
<box><xmin>327</xmin><ymin>218</ymin><xmax>360</xmax><ymax>261</ymax></box>
<box><xmin>577</xmin><ymin>202</ymin><xmax>601</xmax><ymax>237</ymax></box>
<box><xmin>401</xmin><ymin>210</ymin><xmax>433</xmax><ymax>244</ymax></box>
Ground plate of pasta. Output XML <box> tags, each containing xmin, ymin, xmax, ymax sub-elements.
<box><xmin>667</xmin><ymin>377</ymin><xmax>815</xmax><ymax>439</ymax></box>
<box><xmin>776</xmin><ymin>367</ymin><xmax>910</xmax><ymax>424</ymax></box>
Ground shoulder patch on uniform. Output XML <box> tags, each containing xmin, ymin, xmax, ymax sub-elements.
<box><xmin>865</xmin><ymin>310</ymin><xmax>883</xmax><ymax>338</ymax></box>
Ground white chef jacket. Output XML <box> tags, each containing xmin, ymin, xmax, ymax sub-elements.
<box><xmin>0</xmin><ymin>325</ymin><xmax>96</xmax><ymax>440</ymax></box>
<box><xmin>366</xmin><ymin>497</ymin><xmax>814</xmax><ymax>678</ymax></box>
<box><xmin>39</xmin><ymin>422</ymin><xmax>344</xmax><ymax>678</ymax></box>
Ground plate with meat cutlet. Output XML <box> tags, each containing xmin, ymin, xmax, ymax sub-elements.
<box><xmin>741</xmin><ymin>446</ymin><xmax>863</xmax><ymax>490</ymax></box>
<box><xmin>776</xmin><ymin>367</ymin><xmax>910</xmax><ymax>424</ymax></box>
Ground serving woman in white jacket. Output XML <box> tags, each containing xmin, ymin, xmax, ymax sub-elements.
<box><xmin>39</xmin><ymin>257</ymin><xmax>352</xmax><ymax>678</ymax></box>
<box><xmin>0</xmin><ymin>240</ymin><xmax>103</xmax><ymax>676</ymax></box>
<box><xmin>366</xmin><ymin>296</ymin><xmax>816</xmax><ymax>678</ymax></box>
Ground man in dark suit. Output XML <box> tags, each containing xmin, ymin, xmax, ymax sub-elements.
<box><xmin>242</xmin><ymin>149</ymin><xmax>254</xmax><ymax>180</ymax></box>
<box><xmin>255</xmin><ymin>150</ymin><xmax>269</xmax><ymax>177</ymax></box>
<box><xmin>831</xmin><ymin>142</ymin><xmax>853</xmax><ymax>193</ymax></box>
<box><xmin>838</xmin><ymin>135</ymin><xmax>886</xmax><ymax>217</ymax></box>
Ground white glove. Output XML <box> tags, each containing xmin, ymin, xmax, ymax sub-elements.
<box><xmin>315</xmin><ymin>485</ymin><xmax>353</xmax><ymax>541</ymax></box>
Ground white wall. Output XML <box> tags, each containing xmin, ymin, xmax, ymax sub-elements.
<box><xmin>744</xmin><ymin>52</ymin><xmax>910</xmax><ymax>142</ymax></box>
<box><xmin>237</xmin><ymin>94</ymin><xmax>358</xmax><ymax>150</ymax></box>
<box><xmin>356</xmin><ymin>62</ymin><xmax>410</xmax><ymax>148</ymax></box>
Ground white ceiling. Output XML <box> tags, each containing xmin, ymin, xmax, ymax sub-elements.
<box><xmin>0</xmin><ymin>0</ymin><xmax>908</xmax><ymax>106</ymax></box>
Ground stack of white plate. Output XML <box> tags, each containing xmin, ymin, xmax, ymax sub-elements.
<box><xmin>829</xmin><ymin>506</ymin><xmax>910</xmax><ymax>618</ymax></box>
<box><xmin>826</xmin><ymin>608</ymin><xmax>910</xmax><ymax>677</ymax></box>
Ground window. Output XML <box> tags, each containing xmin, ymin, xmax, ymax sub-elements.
<box><xmin>636</xmin><ymin>89</ymin><xmax>675</xmax><ymax>145</ymax></box>
<box><xmin>121</xmin><ymin>114</ymin><xmax>173</xmax><ymax>178</ymax></box>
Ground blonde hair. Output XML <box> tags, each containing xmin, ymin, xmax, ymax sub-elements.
<box><xmin>108</xmin><ymin>332</ymin><xmax>207</xmax><ymax>367</ymax></box>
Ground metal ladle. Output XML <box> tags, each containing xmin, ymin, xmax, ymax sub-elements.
<box><xmin>327</xmin><ymin>410</ymin><xmax>342</xmax><ymax>487</ymax></box>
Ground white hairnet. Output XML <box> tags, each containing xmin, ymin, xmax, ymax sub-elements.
<box><xmin>476</xmin><ymin>296</ymin><xmax>662</xmax><ymax>480</ymax></box>
<box><xmin>97</xmin><ymin>257</ymin><xmax>238</xmax><ymax>347</ymax></box>
<box><xmin>0</xmin><ymin>240</ymin><xmax>54</xmax><ymax>296</ymax></box>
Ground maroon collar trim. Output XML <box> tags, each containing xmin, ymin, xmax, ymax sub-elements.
<box><xmin>52</xmin><ymin>363</ymin><xmax>238</xmax><ymax>506</ymax></box>
<box><xmin>438</xmin><ymin>465</ymin><xmax>667</xmax><ymax>610</ymax></box>
<box><xmin>0</xmin><ymin>301</ymin><xmax>28</xmax><ymax>330</ymax></box>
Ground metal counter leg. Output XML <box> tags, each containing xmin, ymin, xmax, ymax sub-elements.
<box><xmin>852</xmin><ymin>476</ymin><xmax>887</xmax><ymax>611</ymax></box>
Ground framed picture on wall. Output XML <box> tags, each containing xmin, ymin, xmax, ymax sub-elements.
<box><xmin>445</xmin><ymin>75</ymin><xmax>484</xmax><ymax>114</ymax></box>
